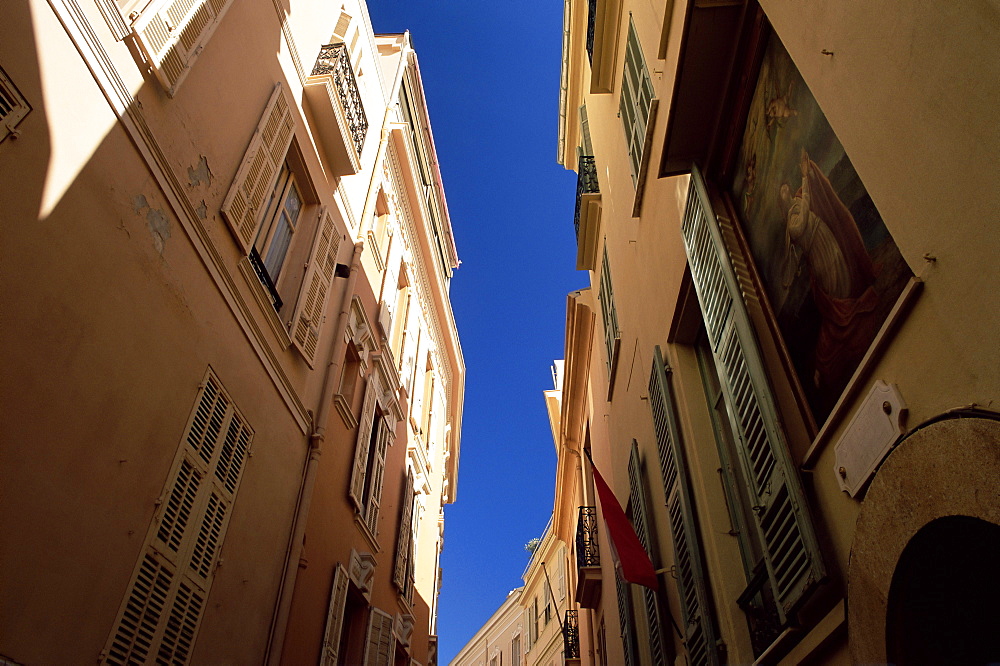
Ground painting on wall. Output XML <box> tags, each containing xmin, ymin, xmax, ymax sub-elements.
<box><xmin>729</xmin><ymin>34</ymin><xmax>912</xmax><ymax>425</ymax></box>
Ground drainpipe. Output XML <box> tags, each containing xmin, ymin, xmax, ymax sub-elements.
<box><xmin>265</xmin><ymin>239</ymin><xmax>364</xmax><ymax>666</ymax></box>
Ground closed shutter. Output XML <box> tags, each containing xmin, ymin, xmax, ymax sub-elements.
<box><xmin>557</xmin><ymin>555</ymin><xmax>566</xmax><ymax>600</ymax></box>
<box><xmin>105</xmin><ymin>372</ymin><xmax>251</xmax><ymax>665</ymax></box>
<box><xmin>364</xmin><ymin>608</ymin><xmax>396</xmax><ymax>666</ymax></box>
<box><xmin>626</xmin><ymin>443</ymin><xmax>665</xmax><ymax>666</ymax></box>
<box><xmin>221</xmin><ymin>83</ymin><xmax>296</xmax><ymax>254</ymax></box>
<box><xmin>614</xmin><ymin>570</ymin><xmax>636</xmax><ymax>666</ymax></box>
<box><xmin>132</xmin><ymin>0</ymin><xmax>233</xmax><ymax>95</ymax></box>
<box><xmin>680</xmin><ymin>167</ymin><xmax>824</xmax><ymax>620</ymax></box>
<box><xmin>349</xmin><ymin>378</ymin><xmax>379</xmax><ymax>510</ymax></box>
<box><xmin>291</xmin><ymin>208</ymin><xmax>342</xmax><ymax>366</ymax></box>
<box><xmin>648</xmin><ymin>347</ymin><xmax>718</xmax><ymax>666</ymax></box>
<box><xmin>364</xmin><ymin>417</ymin><xmax>393</xmax><ymax>534</ymax></box>
<box><xmin>393</xmin><ymin>469</ymin><xmax>415</xmax><ymax>590</ymax></box>
<box><xmin>320</xmin><ymin>564</ymin><xmax>349</xmax><ymax>666</ymax></box>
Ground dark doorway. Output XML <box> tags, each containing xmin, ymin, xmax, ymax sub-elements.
<box><xmin>886</xmin><ymin>515</ymin><xmax>1000</xmax><ymax>665</ymax></box>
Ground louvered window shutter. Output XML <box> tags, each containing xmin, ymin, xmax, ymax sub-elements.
<box><xmin>105</xmin><ymin>373</ymin><xmax>251</xmax><ymax>665</ymax></box>
<box><xmin>220</xmin><ymin>83</ymin><xmax>296</xmax><ymax>253</ymax></box>
<box><xmin>680</xmin><ymin>167</ymin><xmax>824</xmax><ymax>620</ymax></box>
<box><xmin>320</xmin><ymin>563</ymin><xmax>350</xmax><ymax>666</ymax></box>
<box><xmin>626</xmin><ymin>443</ymin><xmax>666</xmax><ymax>666</ymax></box>
<box><xmin>291</xmin><ymin>208</ymin><xmax>342</xmax><ymax>365</ymax></box>
<box><xmin>349</xmin><ymin>378</ymin><xmax>379</xmax><ymax>510</ymax></box>
<box><xmin>598</xmin><ymin>245</ymin><xmax>620</xmax><ymax>371</ymax></box>
<box><xmin>364</xmin><ymin>418</ymin><xmax>393</xmax><ymax>534</ymax></box>
<box><xmin>364</xmin><ymin>608</ymin><xmax>396</xmax><ymax>666</ymax></box>
<box><xmin>648</xmin><ymin>347</ymin><xmax>719</xmax><ymax>665</ymax></box>
<box><xmin>614</xmin><ymin>571</ymin><xmax>636</xmax><ymax>666</ymax></box>
<box><xmin>557</xmin><ymin>556</ymin><xmax>566</xmax><ymax>600</ymax></box>
<box><xmin>393</xmin><ymin>469</ymin><xmax>415</xmax><ymax>590</ymax></box>
<box><xmin>132</xmin><ymin>0</ymin><xmax>233</xmax><ymax>95</ymax></box>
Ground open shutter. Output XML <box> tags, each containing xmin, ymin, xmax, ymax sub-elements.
<box><xmin>598</xmin><ymin>245</ymin><xmax>620</xmax><ymax>372</ymax></box>
<box><xmin>393</xmin><ymin>469</ymin><xmax>415</xmax><ymax>590</ymax></box>
<box><xmin>364</xmin><ymin>608</ymin><xmax>396</xmax><ymax>666</ymax></box>
<box><xmin>291</xmin><ymin>208</ymin><xmax>342</xmax><ymax>366</ymax></box>
<box><xmin>680</xmin><ymin>167</ymin><xmax>824</xmax><ymax>620</ymax></box>
<box><xmin>626</xmin><ymin>444</ymin><xmax>665</xmax><ymax>666</ymax></box>
<box><xmin>349</xmin><ymin>378</ymin><xmax>379</xmax><ymax>510</ymax></box>
<box><xmin>648</xmin><ymin>347</ymin><xmax>719</xmax><ymax>665</ymax></box>
<box><xmin>320</xmin><ymin>564</ymin><xmax>350</xmax><ymax>666</ymax></box>
<box><xmin>220</xmin><ymin>83</ymin><xmax>295</xmax><ymax>253</ymax></box>
<box><xmin>132</xmin><ymin>0</ymin><xmax>232</xmax><ymax>95</ymax></box>
<box><xmin>614</xmin><ymin>570</ymin><xmax>637</xmax><ymax>666</ymax></box>
<box><xmin>365</xmin><ymin>418</ymin><xmax>393</xmax><ymax>534</ymax></box>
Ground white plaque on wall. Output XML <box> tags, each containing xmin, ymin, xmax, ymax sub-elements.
<box><xmin>833</xmin><ymin>380</ymin><xmax>906</xmax><ymax>498</ymax></box>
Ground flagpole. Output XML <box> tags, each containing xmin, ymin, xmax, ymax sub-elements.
<box><xmin>540</xmin><ymin>561</ymin><xmax>564</xmax><ymax>633</ymax></box>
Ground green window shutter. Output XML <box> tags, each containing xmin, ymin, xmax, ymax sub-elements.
<box><xmin>626</xmin><ymin>443</ymin><xmax>665</xmax><ymax>666</ymax></box>
<box><xmin>349</xmin><ymin>378</ymin><xmax>379</xmax><ymax>510</ymax></box>
<box><xmin>393</xmin><ymin>469</ymin><xmax>415</xmax><ymax>591</ymax></box>
<box><xmin>291</xmin><ymin>208</ymin><xmax>342</xmax><ymax>366</ymax></box>
<box><xmin>680</xmin><ymin>167</ymin><xmax>824</xmax><ymax>620</ymax></box>
<box><xmin>619</xmin><ymin>19</ymin><xmax>654</xmax><ymax>185</ymax></box>
<box><xmin>598</xmin><ymin>245</ymin><xmax>620</xmax><ymax>373</ymax></box>
<box><xmin>614</xmin><ymin>570</ymin><xmax>637</xmax><ymax>666</ymax></box>
<box><xmin>648</xmin><ymin>347</ymin><xmax>719</xmax><ymax>666</ymax></box>
<box><xmin>364</xmin><ymin>608</ymin><xmax>396</xmax><ymax>666</ymax></box>
<box><xmin>320</xmin><ymin>563</ymin><xmax>350</xmax><ymax>666</ymax></box>
<box><xmin>131</xmin><ymin>0</ymin><xmax>234</xmax><ymax>95</ymax></box>
<box><xmin>220</xmin><ymin>83</ymin><xmax>296</xmax><ymax>253</ymax></box>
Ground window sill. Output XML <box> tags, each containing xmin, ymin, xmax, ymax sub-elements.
<box><xmin>333</xmin><ymin>394</ymin><xmax>358</xmax><ymax>430</ymax></box>
<box><xmin>238</xmin><ymin>256</ymin><xmax>292</xmax><ymax>349</ymax></box>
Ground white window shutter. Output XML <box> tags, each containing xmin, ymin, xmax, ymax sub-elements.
<box><xmin>349</xmin><ymin>378</ymin><xmax>379</xmax><ymax>510</ymax></box>
<box><xmin>648</xmin><ymin>346</ymin><xmax>719</xmax><ymax>666</ymax></box>
<box><xmin>220</xmin><ymin>83</ymin><xmax>295</xmax><ymax>253</ymax></box>
<box><xmin>681</xmin><ymin>167</ymin><xmax>825</xmax><ymax>620</ymax></box>
<box><xmin>364</xmin><ymin>608</ymin><xmax>396</xmax><ymax>666</ymax></box>
<box><xmin>291</xmin><ymin>208</ymin><xmax>342</xmax><ymax>365</ymax></box>
<box><xmin>364</xmin><ymin>418</ymin><xmax>393</xmax><ymax>534</ymax></box>
<box><xmin>320</xmin><ymin>564</ymin><xmax>350</xmax><ymax>666</ymax></box>
<box><xmin>393</xmin><ymin>470</ymin><xmax>415</xmax><ymax>590</ymax></box>
<box><xmin>132</xmin><ymin>0</ymin><xmax>233</xmax><ymax>96</ymax></box>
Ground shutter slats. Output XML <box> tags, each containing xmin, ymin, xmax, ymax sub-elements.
<box><xmin>320</xmin><ymin>564</ymin><xmax>350</xmax><ymax>666</ymax></box>
<box><xmin>680</xmin><ymin>167</ymin><xmax>824</xmax><ymax>620</ymax></box>
<box><xmin>157</xmin><ymin>458</ymin><xmax>201</xmax><ymax>553</ymax></box>
<box><xmin>627</xmin><ymin>444</ymin><xmax>665</xmax><ymax>666</ymax></box>
<box><xmin>221</xmin><ymin>83</ymin><xmax>296</xmax><ymax>254</ymax></box>
<box><xmin>350</xmin><ymin>378</ymin><xmax>378</xmax><ymax>510</ymax></box>
<box><xmin>291</xmin><ymin>209</ymin><xmax>341</xmax><ymax>366</ymax></box>
<box><xmin>107</xmin><ymin>553</ymin><xmax>173</xmax><ymax>664</ymax></box>
<box><xmin>365</xmin><ymin>419</ymin><xmax>391</xmax><ymax>534</ymax></box>
<box><xmin>157</xmin><ymin>579</ymin><xmax>204</xmax><ymax>664</ymax></box>
<box><xmin>365</xmin><ymin>608</ymin><xmax>396</xmax><ymax>666</ymax></box>
<box><xmin>189</xmin><ymin>492</ymin><xmax>226</xmax><ymax>580</ymax></box>
<box><xmin>394</xmin><ymin>470</ymin><xmax>415</xmax><ymax>590</ymax></box>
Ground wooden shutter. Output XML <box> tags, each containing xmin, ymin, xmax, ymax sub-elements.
<box><xmin>598</xmin><ymin>245</ymin><xmax>620</xmax><ymax>371</ymax></box>
<box><xmin>320</xmin><ymin>564</ymin><xmax>350</xmax><ymax>666</ymax></box>
<box><xmin>680</xmin><ymin>167</ymin><xmax>824</xmax><ymax>620</ymax></box>
<box><xmin>349</xmin><ymin>378</ymin><xmax>379</xmax><ymax>510</ymax></box>
<box><xmin>106</xmin><ymin>373</ymin><xmax>251</xmax><ymax>665</ymax></box>
<box><xmin>648</xmin><ymin>346</ymin><xmax>719</xmax><ymax>666</ymax></box>
<box><xmin>626</xmin><ymin>443</ymin><xmax>665</xmax><ymax>666</ymax></box>
<box><xmin>220</xmin><ymin>83</ymin><xmax>296</xmax><ymax>253</ymax></box>
<box><xmin>393</xmin><ymin>469</ymin><xmax>415</xmax><ymax>590</ymax></box>
<box><xmin>614</xmin><ymin>570</ymin><xmax>636</xmax><ymax>666</ymax></box>
<box><xmin>364</xmin><ymin>417</ymin><xmax>393</xmax><ymax>534</ymax></box>
<box><xmin>364</xmin><ymin>608</ymin><xmax>396</xmax><ymax>666</ymax></box>
<box><xmin>557</xmin><ymin>555</ymin><xmax>566</xmax><ymax>600</ymax></box>
<box><xmin>291</xmin><ymin>208</ymin><xmax>342</xmax><ymax>366</ymax></box>
<box><xmin>132</xmin><ymin>0</ymin><xmax>232</xmax><ymax>95</ymax></box>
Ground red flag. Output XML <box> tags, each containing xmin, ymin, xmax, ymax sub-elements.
<box><xmin>590</xmin><ymin>460</ymin><xmax>659</xmax><ymax>590</ymax></box>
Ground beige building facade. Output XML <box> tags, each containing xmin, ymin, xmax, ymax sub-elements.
<box><xmin>554</xmin><ymin>0</ymin><xmax>1000</xmax><ymax>665</ymax></box>
<box><xmin>1</xmin><ymin>0</ymin><xmax>462</xmax><ymax>664</ymax></box>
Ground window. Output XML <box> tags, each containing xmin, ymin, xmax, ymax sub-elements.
<box><xmin>221</xmin><ymin>83</ymin><xmax>342</xmax><ymax>366</ymax></box>
<box><xmin>543</xmin><ymin>581</ymin><xmax>552</xmax><ymax>625</ymax></box>
<box><xmin>131</xmin><ymin>0</ymin><xmax>236</xmax><ymax>96</ymax></box>
<box><xmin>393</xmin><ymin>469</ymin><xmax>416</xmax><ymax>600</ymax></box>
<box><xmin>349</xmin><ymin>375</ymin><xmax>395</xmax><ymax>536</ymax></box>
<box><xmin>619</xmin><ymin>19</ymin><xmax>654</xmax><ymax>185</ymax></box>
<box><xmin>0</xmin><ymin>66</ymin><xmax>30</xmax><ymax>143</ymax></box>
<box><xmin>511</xmin><ymin>635</ymin><xmax>521</xmax><ymax>666</ymax></box>
<box><xmin>104</xmin><ymin>371</ymin><xmax>252</xmax><ymax>665</ymax></box>
<box><xmin>598</xmin><ymin>245</ymin><xmax>620</xmax><ymax>375</ymax></box>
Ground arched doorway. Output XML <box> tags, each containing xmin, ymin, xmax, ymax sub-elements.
<box><xmin>886</xmin><ymin>515</ymin><xmax>1000</xmax><ymax>665</ymax></box>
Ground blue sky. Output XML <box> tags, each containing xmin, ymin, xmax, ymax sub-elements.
<box><xmin>368</xmin><ymin>2</ymin><xmax>584</xmax><ymax>662</ymax></box>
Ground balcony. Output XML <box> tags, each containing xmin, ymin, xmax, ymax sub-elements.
<box><xmin>574</xmin><ymin>155</ymin><xmax>602</xmax><ymax>271</ymax></box>
<box><xmin>586</xmin><ymin>0</ymin><xmax>596</xmax><ymax>63</ymax></box>
<box><xmin>564</xmin><ymin>610</ymin><xmax>581</xmax><ymax>661</ymax></box>
<box><xmin>575</xmin><ymin>506</ymin><xmax>602</xmax><ymax>609</ymax></box>
<box><xmin>303</xmin><ymin>43</ymin><xmax>368</xmax><ymax>176</ymax></box>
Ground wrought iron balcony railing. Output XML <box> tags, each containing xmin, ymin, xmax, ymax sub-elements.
<box><xmin>586</xmin><ymin>0</ymin><xmax>597</xmax><ymax>63</ymax></box>
<box><xmin>311</xmin><ymin>43</ymin><xmax>368</xmax><ymax>155</ymax></box>
<box><xmin>563</xmin><ymin>610</ymin><xmax>580</xmax><ymax>659</ymax></box>
<box><xmin>574</xmin><ymin>155</ymin><xmax>599</xmax><ymax>240</ymax></box>
<box><xmin>249</xmin><ymin>248</ymin><xmax>282</xmax><ymax>310</ymax></box>
<box><xmin>576</xmin><ymin>506</ymin><xmax>600</xmax><ymax>568</ymax></box>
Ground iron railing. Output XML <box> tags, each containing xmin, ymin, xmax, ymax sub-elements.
<box><xmin>737</xmin><ymin>562</ymin><xmax>782</xmax><ymax>657</ymax></box>
<box><xmin>249</xmin><ymin>248</ymin><xmax>282</xmax><ymax>310</ymax></box>
<box><xmin>586</xmin><ymin>0</ymin><xmax>597</xmax><ymax>63</ymax></box>
<box><xmin>574</xmin><ymin>155</ymin><xmax>599</xmax><ymax>239</ymax></box>
<box><xmin>576</xmin><ymin>506</ymin><xmax>601</xmax><ymax>568</ymax></box>
<box><xmin>311</xmin><ymin>42</ymin><xmax>368</xmax><ymax>155</ymax></box>
<box><xmin>564</xmin><ymin>610</ymin><xmax>580</xmax><ymax>658</ymax></box>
